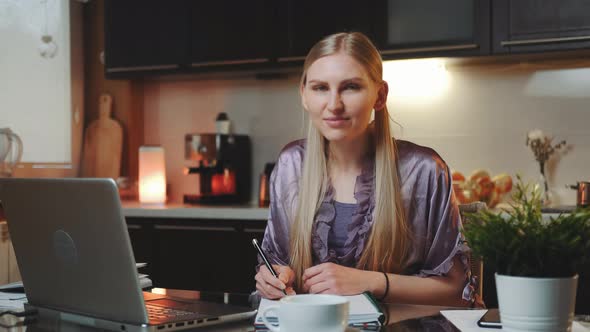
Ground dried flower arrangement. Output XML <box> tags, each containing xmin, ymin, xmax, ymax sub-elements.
<box><xmin>525</xmin><ymin>129</ymin><xmax>566</xmax><ymax>204</ymax></box>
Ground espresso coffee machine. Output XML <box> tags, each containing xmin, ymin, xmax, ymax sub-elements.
<box><xmin>183</xmin><ymin>134</ymin><xmax>251</xmax><ymax>204</ymax></box>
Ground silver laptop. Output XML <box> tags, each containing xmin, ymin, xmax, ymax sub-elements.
<box><xmin>0</xmin><ymin>178</ymin><xmax>257</xmax><ymax>332</ymax></box>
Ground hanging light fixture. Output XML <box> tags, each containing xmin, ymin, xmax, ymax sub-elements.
<box><xmin>38</xmin><ymin>0</ymin><xmax>57</xmax><ymax>59</ymax></box>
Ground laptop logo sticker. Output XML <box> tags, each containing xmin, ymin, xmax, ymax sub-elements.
<box><xmin>53</xmin><ymin>230</ymin><xmax>78</xmax><ymax>265</ymax></box>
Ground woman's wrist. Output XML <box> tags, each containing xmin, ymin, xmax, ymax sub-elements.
<box><xmin>378</xmin><ymin>272</ymin><xmax>389</xmax><ymax>302</ymax></box>
<box><xmin>365</xmin><ymin>270</ymin><xmax>387</xmax><ymax>299</ymax></box>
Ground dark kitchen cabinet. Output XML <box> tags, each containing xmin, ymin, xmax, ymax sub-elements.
<box><xmin>103</xmin><ymin>0</ymin><xmax>491</xmax><ymax>78</ymax></box>
<box><xmin>373</xmin><ymin>0</ymin><xmax>491</xmax><ymax>59</ymax></box>
<box><xmin>189</xmin><ymin>1</ymin><xmax>274</xmax><ymax>68</ymax></box>
<box><xmin>125</xmin><ymin>217</ymin><xmax>267</xmax><ymax>293</ymax></box>
<box><xmin>153</xmin><ymin>222</ymin><xmax>242</xmax><ymax>292</ymax></box>
<box><xmin>103</xmin><ymin>0</ymin><xmax>189</xmax><ymax>76</ymax></box>
<box><xmin>102</xmin><ymin>1</ymin><xmax>590</xmax><ymax>78</ymax></box>
<box><xmin>275</xmin><ymin>0</ymin><xmax>376</xmax><ymax>63</ymax></box>
<box><xmin>240</xmin><ymin>222</ymin><xmax>266</xmax><ymax>293</ymax></box>
<box><xmin>493</xmin><ymin>0</ymin><xmax>590</xmax><ymax>54</ymax></box>
<box><xmin>126</xmin><ymin>222</ymin><xmax>156</xmax><ymax>277</ymax></box>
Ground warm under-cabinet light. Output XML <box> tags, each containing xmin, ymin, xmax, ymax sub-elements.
<box><xmin>139</xmin><ymin>146</ymin><xmax>166</xmax><ymax>204</ymax></box>
<box><xmin>383</xmin><ymin>58</ymin><xmax>450</xmax><ymax>101</ymax></box>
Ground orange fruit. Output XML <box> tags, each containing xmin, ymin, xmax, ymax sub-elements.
<box><xmin>452</xmin><ymin>171</ymin><xmax>465</xmax><ymax>183</ymax></box>
<box><xmin>492</xmin><ymin>173</ymin><xmax>513</xmax><ymax>194</ymax></box>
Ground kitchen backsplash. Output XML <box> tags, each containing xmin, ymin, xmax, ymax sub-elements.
<box><xmin>143</xmin><ymin>77</ymin><xmax>304</xmax><ymax>205</ymax></box>
<box><xmin>143</xmin><ymin>60</ymin><xmax>590</xmax><ymax>206</ymax></box>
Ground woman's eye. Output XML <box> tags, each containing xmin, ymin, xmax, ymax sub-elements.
<box><xmin>312</xmin><ymin>85</ymin><xmax>328</xmax><ymax>92</ymax></box>
<box><xmin>344</xmin><ymin>83</ymin><xmax>360</xmax><ymax>90</ymax></box>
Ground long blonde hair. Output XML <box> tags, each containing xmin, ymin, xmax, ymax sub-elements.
<box><xmin>290</xmin><ymin>32</ymin><xmax>410</xmax><ymax>290</ymax></box>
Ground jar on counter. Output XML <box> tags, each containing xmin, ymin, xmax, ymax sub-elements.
<box><xmin>258</xmin><ymin>162</ymin><xmax>275</xmax><ymax>207</ymax></box>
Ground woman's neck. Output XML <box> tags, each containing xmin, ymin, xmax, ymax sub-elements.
<box><xmin>328</xmin><ymin>132</ymin><xmax>371</xmax><ymax>173</ymax></box>
<box><xmin>327</xmin><ymin>131</ymin><xmax>372</xmax><ymax>203</ymax></box>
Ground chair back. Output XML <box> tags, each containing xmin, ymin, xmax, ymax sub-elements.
<box><xmin>459</xmin><ymin>202</ymin><xmax>487</xmax><ymax>299</ymax></box>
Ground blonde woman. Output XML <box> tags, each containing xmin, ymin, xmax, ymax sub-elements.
<box><xmin>255</xmin><ymin>32</ymin><xmax>479</xmax><ymax>307</ymax></box>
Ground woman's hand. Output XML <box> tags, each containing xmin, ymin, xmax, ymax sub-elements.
<box><xmin>255</xmin><ymin>265</ymin><xmax>296</xmax><ymax>299</ymax></box>
<box><xmin>302</xmin><ymin>263</ymin><xmax>381</xmax><ymax>295</ymax></box>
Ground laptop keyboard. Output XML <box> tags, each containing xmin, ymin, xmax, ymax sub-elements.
<box><xmin>146</xmin><ymin>304</ymin><xmax>196</xmax><ymax>320</ymax></box>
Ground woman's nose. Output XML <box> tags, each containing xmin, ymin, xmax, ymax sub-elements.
<box><xmin>327</xmin><ymin>92</ymin><xmax>344</xmax><ymax>113</ymax></box>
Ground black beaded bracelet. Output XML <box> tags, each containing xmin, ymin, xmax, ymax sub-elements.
<box><xmin>378</xmin><ymin>272</ymin><xmax>389</xmax><ymax>302</ymax></box>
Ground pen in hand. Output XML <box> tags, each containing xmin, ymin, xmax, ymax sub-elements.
<box><xmin>252</xmin><ymin>238</ymin><xmax>288</xmax><ymax>296</ymax></box>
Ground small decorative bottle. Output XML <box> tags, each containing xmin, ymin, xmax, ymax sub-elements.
<box><xmin>215</xmin><ymin>112</ymin><xmax>231</xmax><ymax>135</ymax></box>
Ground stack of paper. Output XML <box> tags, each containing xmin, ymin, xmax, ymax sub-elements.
<box><xmin>254</xmin><ymin>292</ymin><xmax>383</xmax><ymax>328</ymax></box>
<box><xmin>138</xmin><ymin>274</ymin><xmax>153</xmax><ymax>289</ymax></box>
<box><xmin>0</xmin><ymin>281</ymin><xmax>24</xmax><ymax>293</ymax></box>
<box><xmin>0</xmin><ymin>281</ymin><xmax>27</xmax><ymax>311</ymax></box>
<box><xmin>136</xmin><ymin>262</ymin><xmax>153</xmax><ymax>289</ymax></box>
<box><xmin>346</xmin><ymin>293</ymin><xmax>383</xmax><ymax>325</ymax></box>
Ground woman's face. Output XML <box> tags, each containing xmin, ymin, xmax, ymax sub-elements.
<box><xmin>301</xmin><ymin>53</ymin><xmax>387</xmax><ymax>144</ymax></box>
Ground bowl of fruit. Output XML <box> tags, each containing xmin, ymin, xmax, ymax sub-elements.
<box><xmin>452</xmin><ymin>169</ymin><xmax>513</xmax><ymax>208</ymax></box>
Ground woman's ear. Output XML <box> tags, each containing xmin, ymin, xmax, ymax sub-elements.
<box><xmin>373</xmin><ymin>81</ymin><xmax>389</xmax><ymax>111</ymax></box>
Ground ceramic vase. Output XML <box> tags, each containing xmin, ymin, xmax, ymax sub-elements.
<box><xmin>496</xmin><ymin>273</ymin><xmax>578</xmax><ymax>332</ymax></box>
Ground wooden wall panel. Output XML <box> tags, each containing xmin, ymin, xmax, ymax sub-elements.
<box><xmin>83</xmin><ymin>0</ymin><xmax>144</xmax><ymax>180</ymax></box>
<box><xmin>0</xmin><ymin>222</ymin><xmax>8</xmax><ymax>285</ymax></box>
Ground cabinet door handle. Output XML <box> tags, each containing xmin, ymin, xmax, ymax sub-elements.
<box><xmin>190</xmin><ymin>58</ymin><xmax>269</xmax><ymax>67</ymax></box>
<box><xmin>380</xmin><ymin>43</ymin><xmax>479</xmax><ymax>55</ymax></box>
<box><xmin>500</xmin><ymin>35</ymin><xmax>590</xmax><ymax>47</ymax></box>
<box><xmin>106</xmin><ymin>64</ymin><xmax>179</xmax><ymax>73</ymax></box>
<box><xmin>154</xmin><ymin>225</ymin><xmax>237</xmax><ymax>232</ymax></box>
<box><xmin>127</xmin><ymin>224</ymin><xmax>142</xmax><ymax>230</ymax></box>
<box><xmin>244</xmin><ymin>228</ymin><xmax>265</xmax><ymax>233</ymax></box>
<box><xmin>277</xmin><ymin>56</ymin><xmax>306</xmax><ymax>63</ymax></box>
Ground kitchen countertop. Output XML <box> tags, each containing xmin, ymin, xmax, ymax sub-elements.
<box><xmin>121</xmin><ymin>201</ymin><xmax>269</xmax><ymax>220</ymax></box>
<box><xmin>120</xmin><ymin>202</ymin><xmax>576</xmax><ymax>221</ymax></box>
<box><xmin>540</xmin><ymin>205</ymin><xmax>578</xmax><ymax>213</ymax></box>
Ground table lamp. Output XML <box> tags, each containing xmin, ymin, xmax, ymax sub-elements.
<box><xmin>139</xmin><ymin>146</ymin><xmax>166</xmax><ymax>204</ymax></box>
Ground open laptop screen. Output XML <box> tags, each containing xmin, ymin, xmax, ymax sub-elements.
<box><xmin>0</xmin><ymin>178</ymin><xmax>148</xmax><ymax>324</ymax></box>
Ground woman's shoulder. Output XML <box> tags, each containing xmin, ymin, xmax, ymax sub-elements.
<box><xmin>277</xmin><ymin>138</ymin><xmax>305</xmax><ymax>157</ymax></box>
<box><xmin>275</xmin><ymin>139</ymin><xmax>306</xmax><ymax>171</ymax></box>
<box><xmin>279</xmin><ymin>139</ymin><xmax>306</xmax><ymax>155</ymax></box>
<box><xmin>396</xmin><ymin>139</ymin><xmax>441</xmax><ymax>158</ymax></box>
<box><xmin>396</xmin><ymin>139</ymin><xmax>450</xmax><ymax>175</ymax></box>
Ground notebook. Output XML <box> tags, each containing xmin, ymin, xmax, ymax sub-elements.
<box><xmin>255</xmin><ymin>292</ymin><xmax>384</xmax><ymax>328</ymax></box>
<box><xmin>0</xmin><ymin>178</ymin><xmax>257</xmax><ymax>332</ymax></box>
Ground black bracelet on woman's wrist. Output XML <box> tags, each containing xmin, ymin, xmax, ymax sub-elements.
<box><xmin>378</xmin><ymin>272</ymin><xmax>389</xmax><ymax>302</ymax></box>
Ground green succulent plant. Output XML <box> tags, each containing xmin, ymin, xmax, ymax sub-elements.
<box><xmin>462</xmin><ymin>175</ymin><xmax>590</xmax><ymax>278</ymax></box>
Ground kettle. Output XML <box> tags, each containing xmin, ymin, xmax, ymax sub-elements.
<box><xmin>0</xmin><ymin>128</ymin><xmax>23</xmax><ymax>177</ymax></box>
<box><xmin>258</xmin><ymin>162</ymin><xmax>275</xmax><ymax>207</ymax></box>
<box><xmin>567</xmin><ymin>181</ymin><xmax>590</xmax><ymax>208</ymax></box>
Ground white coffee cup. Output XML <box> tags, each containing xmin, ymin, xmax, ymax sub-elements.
<box><xmin>260</xmin><ymin>294</ymin><xmax>349</xmax><ymax>332</ymax></box>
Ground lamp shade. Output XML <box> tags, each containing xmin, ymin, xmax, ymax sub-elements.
<box><xmin>139</xmin><ymin>146</ymin><xmax>166</xmax><ymax>204</ymax></box>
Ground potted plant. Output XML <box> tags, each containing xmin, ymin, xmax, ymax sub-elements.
<box><xmin>462</xmin><ymin>176</ymin><xmax>590</xmax><ymax>332</ymax></box>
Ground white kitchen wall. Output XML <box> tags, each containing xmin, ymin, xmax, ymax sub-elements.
<box><xmin>144</xmin><ymin>59</ymin><xmax>590</xmax><ymax>205</ymax></box>
<box><xmin>143</xmin><ymin>77</ymin><xmax>304</xmax><ymax>204</ymax></box>
<box><xmin>0</xmin><ymin>0</ymin><xmax>72</xmax><ymax>163</ymax></box>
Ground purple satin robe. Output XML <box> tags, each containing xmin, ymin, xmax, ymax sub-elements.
<box><xmin>260</xmin><ymin>139</ymin><xmax>477</xmax><ymax>303</ymax></box>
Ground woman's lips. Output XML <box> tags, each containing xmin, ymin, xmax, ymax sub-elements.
<box><xmin>324</xmin><ymin>117</ymin><xmax>350</xmax><ymax>128</ymax></box>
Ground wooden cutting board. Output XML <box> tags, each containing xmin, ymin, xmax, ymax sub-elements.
<box><xmin>82</xmin><ymin>94</ymin><xmax>123</xmax><ymax>179</ymax></box>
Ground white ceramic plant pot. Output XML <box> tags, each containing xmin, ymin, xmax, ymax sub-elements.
<box><xmin>495</xmin><ymin>273</ymin><xmax>578</xmax><ymax>332</ymax></box>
